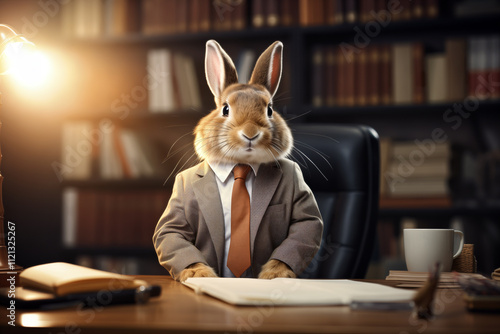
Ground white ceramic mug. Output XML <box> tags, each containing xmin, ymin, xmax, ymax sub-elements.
<box><xmin>404</xmin><ymin>229</ymin><xmax>464</xmax><ymax>272</ymax></box>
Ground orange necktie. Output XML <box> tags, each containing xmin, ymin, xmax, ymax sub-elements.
<box><xmin>227</xmin><ymin>164</ymin><xmax>251</xmax><ymax>277</ymax></box>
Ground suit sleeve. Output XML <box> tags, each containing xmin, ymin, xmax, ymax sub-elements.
<box><xmin>269</xmin><ymin>162</ymin><xmax>324</xmax><ymax>276</ymax></box>
<box><xmin>152</xmin><ymin>173</ymin><xmax>209</xmax><ymax>280</ymax></box>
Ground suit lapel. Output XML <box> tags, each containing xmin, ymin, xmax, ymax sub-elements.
<box><xmin>192</xmin><ymin>162</ymin><xmax>225</xmax><ymax>274</ymax></box>
<box><xmin>250</xmin><ymin>162</ymin><xmax>282</xmax><ymax>253</ymax></box>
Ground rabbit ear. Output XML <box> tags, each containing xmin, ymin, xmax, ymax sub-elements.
<box><xmin>205</xmin><ymin>40</ymin><xmax>238</xmax><ymax>99</ymax></box>
<box><xmin>249</xmin><ymin>41</ymin><xmax>283</xmax><ymax>98</ymax></box>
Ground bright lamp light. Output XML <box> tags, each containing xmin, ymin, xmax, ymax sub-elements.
<box><xmin>0</xmin><ymin>23</ymin><xmax>37</xmax><ymax>271</ymax></box>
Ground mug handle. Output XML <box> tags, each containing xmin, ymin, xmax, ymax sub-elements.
<box><xmin>453</xmin><ymin>230</ymin><xmax>464</xmax><ymax>259</ymax></box>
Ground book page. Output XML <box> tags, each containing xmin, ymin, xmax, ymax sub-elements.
<box><xmin>184</xmin><ymin>278</ymin><xmax>415</xmax><ymax>306</ymax></box>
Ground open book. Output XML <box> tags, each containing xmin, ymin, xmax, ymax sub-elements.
<box><xmin>183</xmin><ymin>278</ymin><xmax>416</xmax><ymax>306</ymax></box>
<box><xmin>20</xmin><ymin>262</ymin><xmax>148</xmax><ymax>296</ymax></box>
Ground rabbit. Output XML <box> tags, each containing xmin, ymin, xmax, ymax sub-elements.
<box><xmin>153</xmin><ymin>40</ymin><xmax>323</xmax><ymax>282</ymax></box>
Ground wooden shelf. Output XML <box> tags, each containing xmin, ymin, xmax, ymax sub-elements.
<box><xmin>301</xmin><ymin>14</ymin><xmax>500</xmax><ymax>39</ymax></box>
<box><xmin>379</xmin><ymin>200</ymin><xmax>500</xmax><ymax>217</ymax></box>
<box><xmin>56</xmin><ymin>26</ymin><xmax>297</xmax><ymax>47</ymax></box>
<box><xmin>304</xmin><ymin>99</ymin><xmax>500</xmax><ymax>118</ymax></box>
<box><xmin>53</xmin><ymin>14</ymin><xmax>500</xmax><ymax>47</ymax></box>
<box><xmin>379</xmin><ymin>196</ymin><xmax>452</xmax><ymax>209</ymax></box>
<box><xmin>62</xmin><ymin>178</ymin><xmax>171</xmax><ymax>189</ymax></box>
<box><xmin>65</xmin><ymin>246</ymin><xmax>156</xmax><ymax>257</ymax></box>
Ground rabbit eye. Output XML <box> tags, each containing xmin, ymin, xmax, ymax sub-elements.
<box><xmin>222</xmin><ymin>104</ymin><xmax>229</xmax><ymax>117</ymax></box>
<box><xmin>267</xmin><ymin>104</ymin><xmax>273</xmax><ymax>117</ymax></box>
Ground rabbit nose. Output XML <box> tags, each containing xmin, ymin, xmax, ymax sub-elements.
<box><xmin>242</xmin><ymin>133</ymin><xmax>260</xmax><ymax>141</ymax></box>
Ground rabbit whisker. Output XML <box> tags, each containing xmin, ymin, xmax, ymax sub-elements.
<box><xmin>283</xmin><ymin>110</ymin><xmax>312</xmax><ymax>122</ymax></box>
<box><xmin>164</xmin><ymin>150</ymin><xmax>200</xmax><ymax>185</ymax></box>
<box><xmin>164</xmin><ymin>141</ymin><xmax>195</xmax><ymax>163</ymax></box>
<box><xmin>292</xmin><ymin>147</ymin><xmax>328</xmax><ymax>181</ymax></box>
<box><xmin>294</xmin><ymin>140</ymin><xmax>333</xmax><ymax>170</ymax></box>
<box><xmin>266</xmin><ymin>148</ymin><xmax>281</xmax><ymax>169</ymax></box>
<box><xmin>292</xmin><ymin>131</ymin><xmax>340</xmax><ymax>144</ymax></box>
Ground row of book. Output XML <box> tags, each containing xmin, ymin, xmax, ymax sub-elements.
<box><xmin>147</xmin><ymin>49</ymin><xmax>202</xmax><ymax>113</ymax></box>
<box><xmin>60</xmin><ymin>0</ymin><xmax>247</xmax><ymax>37</ymax></box>
<box><xmin>141</xmin><ymin>0</ymin><xmax>247</xmax><ymax>35</ymax></box>
<box><xmin>62</xmin><ymin>188</ymin><xmax>170</xmax><ymax>248</ymax></box>
<box><xmin>379</xmin><ymin>139</ymin><xmax>451</xmax><ymax>200</ymax></box>
<box><xmin>60</xmin><ymin>0</ymin><xmax>445</xmax><ymax>38</ymax></box>
<box><xmin>60</xmin><ymin>121</ymin><xmax>167</xmax><ymax>181</ymax></box>
<box><xmin>299</xmin><ymin>0</ymin><xmax>439</xmax><ymax>27</ymax></box>
<box><xmin>310</xmin><ymin>35</ymin><xmax>500</xmax><ymax>108</ymax></box>
<box><xmin>379</xmin><ymin>143</ymin><xmax>500</xmax><ymax>209</ymax></box>
<box><xmin>61</xmin><ymin>0</ymin><xmax>142</xmax><ymax>38</ymax></box>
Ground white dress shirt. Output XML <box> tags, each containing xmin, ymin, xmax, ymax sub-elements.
<box><xmin>207</xmin><ymin>160</ymin><xmax>260</xmax><ymax>277</ymax></box>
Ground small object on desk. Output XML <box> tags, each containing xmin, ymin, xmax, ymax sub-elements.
<box><xmin>386</xmin><ymin>270</ymin><xmax>485</xmax><ymax>288</ymax></box>
<box><xmin>183</xmin><ymin>277</ymin><xmax>415</xmax><ymax>306</ymax></box>
<box><xmin>350</xmin><ymin>301</ymin><xmax>414</xmax><ymax>311</ymax></box>
<box><xmin>19</xmin><ymin>262</ymin><xmax>148</xmax><ymax>295</ymax></box>
<box><xmin>412</xmin><ymin>262</ymin><xmax>441</xmax><ymax>319</ymax></box>
<box><xmin>456</xmin><ymin>273</ymin><xmax>500</xmax><ymax>312</ymax></box>
<box><xmin>0</xmin><ymin>284</ymin><xmax>162</xmax><ymax>309</ymax></box>
<box><xmin>0</xmin><ymin>262</ymin><xmax>163</xmax><ymax>309</ymax></box>
<box><xmin>451</xmin><ymin>244</ymin><xmax>477</xmax><ymax>273</ymax></box>
<box><xmin>492</xmin><ymin>267</ymin><xmax>500</xmax><ymax>282</ymax></box>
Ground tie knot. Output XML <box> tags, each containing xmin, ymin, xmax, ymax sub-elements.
<box><xmin>233</xmin><ymin>164</ymin><xmax>251</xmax><ymax>180</ymax></box>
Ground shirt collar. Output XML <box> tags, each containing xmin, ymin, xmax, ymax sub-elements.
<box><xmin>207</xmin><ymin>160</ymin><xmax>260</xmax><ymax>183</ymax></box>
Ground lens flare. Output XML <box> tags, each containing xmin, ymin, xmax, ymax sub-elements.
<box><xmin>6</xmin><ymin>47</ymin><xmax>51</xmax><ymax>88</ymax></box>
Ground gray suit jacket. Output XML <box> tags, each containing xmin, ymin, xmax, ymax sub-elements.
<box><xmin>153</xmin><ymin>158</ymin><xmax>323</xmax><ymax>280</ymax></box>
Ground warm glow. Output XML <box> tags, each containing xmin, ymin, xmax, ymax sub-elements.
<box><xmin>19</xmin><ymin>313</ymin><xmax>44</xmax><ymax>327</ymax></box>
<box><xmin>4</xmin><ymin>45</ymin><xmax>51</xmax><ymax>88</ymax></box>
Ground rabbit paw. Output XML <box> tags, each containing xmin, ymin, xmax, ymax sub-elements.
<box><xmin>258</xmin><ymin>259</ymin><xmax>296</xmax><ymax>279</ymax></box>
<box><xmin>178</xmin><ymin>263</ymin><xmax>217</xmax><ymax>282</ymax></box>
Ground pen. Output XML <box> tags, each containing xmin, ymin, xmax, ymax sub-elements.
<box><xmin>350</xmin><ymin>300</ymin><xmax>414</xmax><ymax>311</ymax></box>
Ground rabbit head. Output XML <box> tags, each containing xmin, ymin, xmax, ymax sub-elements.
<box><xmin>194</xmin><ymin>40</ymin><xmax>293</xmax><ymax>165</ymax></box>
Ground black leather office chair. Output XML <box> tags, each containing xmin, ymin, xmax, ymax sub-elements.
<box><xmin>289</xmin><ymin>124</ymin><xmax>380</xmax><ymax>279</ymax></box>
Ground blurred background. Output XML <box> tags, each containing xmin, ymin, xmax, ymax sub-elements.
<box><xmin>0</xmin><ymin>0</ymin><xmax>499</xmax><ymax>278</ymax></box>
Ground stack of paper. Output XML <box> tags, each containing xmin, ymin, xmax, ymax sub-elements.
<box><xmin>183</xmin><ymin>278</ymin><xmax>415</xmax><ymax>306</ymax></box>
<box><xmin>386</xmin><ymin>270</ymin><xmax>485</xmax><ymax>288</ymax></box>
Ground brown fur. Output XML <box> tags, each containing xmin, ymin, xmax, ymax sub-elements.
<box><xmin>179</xmin><ymin>40</ymin><xmax>295</xmax><ymax>281</ymax></box>
<box><xmin>259</xmin><ymin>259</ymin><xmax>296</xmax><ymax>279</ymax></box>
<box><xmin>178</xmin><ymin>263</ymin><xmax>217</xmax><ymax>282</ymax></box>
<box><xmin>194</xmin><ymin>83</ymin><xmax>292</xmax><ymax>165</ymax></box>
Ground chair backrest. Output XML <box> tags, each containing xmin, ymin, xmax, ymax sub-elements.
<box><xmin>289</xmin><ymin>124</ymin><xmax>380</xmax><ymax>279</ymax></box>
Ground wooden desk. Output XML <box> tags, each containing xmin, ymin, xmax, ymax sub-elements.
<box><xmin>1</xmin><ymin>275</ymin><xmax>499</xmax><ymax>334</ymax></box>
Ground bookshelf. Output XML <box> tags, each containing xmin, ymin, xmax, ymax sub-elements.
<box><xmin>1</xmin><ymin>0</ymin><xmax>499</xmax><ymax>277</ymax></box>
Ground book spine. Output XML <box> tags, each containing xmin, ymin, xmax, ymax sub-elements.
<box><xmin>311</xmin><ymin>46</ymin><xmax>324</xmax><ymax>107</ymax></box>
<box><xmin>324</xmin><ymin>46</ymin><xmax>336</xmax><ymax>106</ymax></box>
<box><xmin>367</xmin><ymin>45</ymin><xmax>380</xmax><ymax>106</ymax></box>
<box><xmin>392</xmin><ymin>44</ymin><xmax>413</xmax><ymax>105</ymax></box>
<box><xmin>281</xmin><ymin>0</ymin><xmax>299</xmax><ymax>26</ymax></box>
<box><xmin>446</xmin><ymin>39</ymin><xmax>467</xmax><ymax>102</ymax></box>
<box><xmin>336</xmin><ymin>47</ymin><xmax>346</xmax><ymax>106</ymax></box>
<box><xmin>380</xmin><ymin>45</ymin><xmax>392</xmax><ymax>105</ymax></box>
<box><xmin>64</xmin><ymin>189</ymin><xmax>172</xmax><ymax>248</ymax></box>
<box><xmin>413</xmin><ymin>43</ymin><xmax>425</xmax><ymax>104</ymax></box>
<box><xmin>345</xmin><ymin>0</ymin><xmax>357</xmax><ymax>23</ymax></box>
<box><xmin>232</xmin><ymin>0</ymin><xmax>248</xmax><ymax>30</ymax></box>
<box><xmin>266</xmin><ymin>0</ymin><xmax>280</xmax><ymax>27</ymax></box>
<box><xmin>356</xmin><ymin>49</ymin><xmax>368</xmax><ymax>106</ymax></box>
<box><xmin>252</xmin><ymin>0</ymin><xmax>265</xmax><ymax>28</ymax></box>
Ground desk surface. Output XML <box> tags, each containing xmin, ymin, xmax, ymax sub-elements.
<box><xmin>1</xmin><ymin>275</ymin><xmax>499</xmax><ymax>334</ymax></box>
